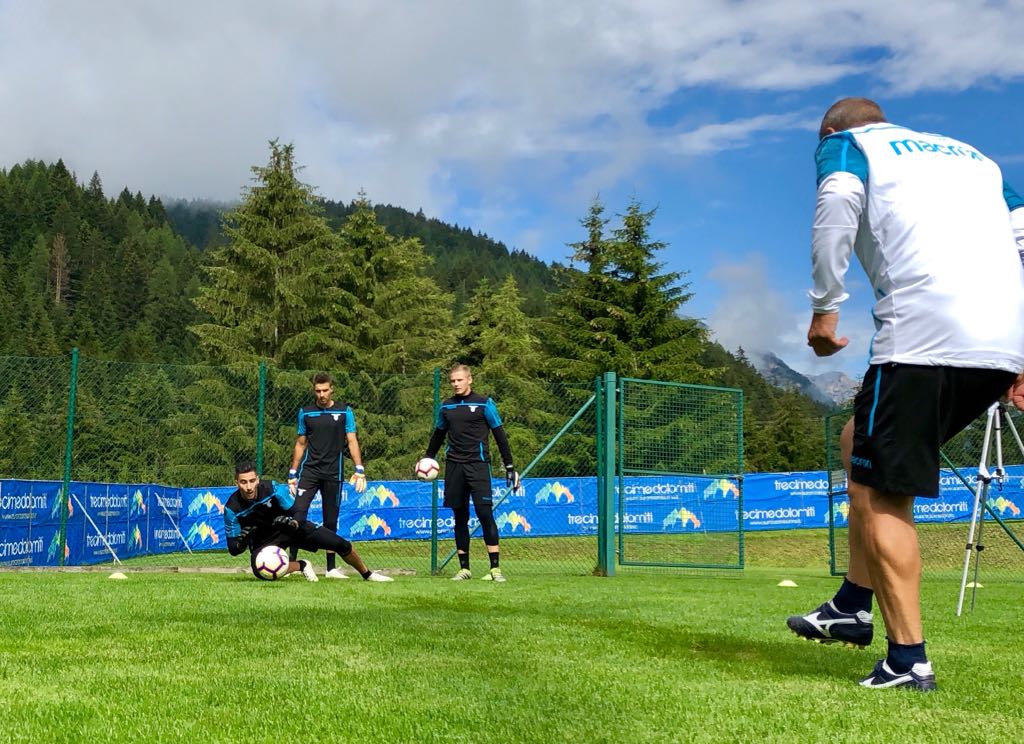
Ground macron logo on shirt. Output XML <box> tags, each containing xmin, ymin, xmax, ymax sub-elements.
<box><xmin>889</xmin><ymin>138</ymin><xmax>984</xmax><ymax>161</ymax></box>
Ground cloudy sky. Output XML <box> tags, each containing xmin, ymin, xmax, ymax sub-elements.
<box><xmin>3</xmin><ymin>0</ymin><xmax>1024</xmax><ymax>378</ymax></box>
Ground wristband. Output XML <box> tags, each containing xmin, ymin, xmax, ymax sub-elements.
<box><xmin>288</xmin><ymin>469</ymin><xmax>297</xmax><ymax>479</ymax></box>
<box><xmin>355</xmin><ymin>466</ymin><xmax>365</xmax><ymax>474</ymax></box>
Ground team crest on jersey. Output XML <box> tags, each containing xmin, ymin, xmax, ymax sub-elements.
<box><xmin>332</xmin><ymin>413</ymin><xmax>340</xmax><ymax>421</ymax></box>
<box><xmin>469</xmin><ymin>406</ymin><xmax>478</xmax><ymax>413</ymax></box>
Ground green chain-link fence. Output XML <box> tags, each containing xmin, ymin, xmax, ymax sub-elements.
<box><xmin>826</xmin><ymin>407</ymin><xmax>1024</xmax><ymax>586</ymax></box>
<box><xmin>0</xmin><ymin>354</ymin><xmax>71</xmax><ymax>481</ymax></box>
<box><xmin>2</xmin><ymin>352</ymin><xmax>753</xmax><ymax>578</ymax></box>
<box><xmin>0</xmin><ymin>352</ymin><xmax>606</xmax><ymax>575</ymax></box>
<box><xmin>617</xmin><ymin>378</ymin><xmax>744</xmax><ymax>570</ymax></box>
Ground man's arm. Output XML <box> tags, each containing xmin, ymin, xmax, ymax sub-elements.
<box><xmin>807</xmin><ymin>136</ymin><xmax>867</xmax><ymax>357</ymax></box>
<box><xmin>289</xmin><ymin>435</ymin><xmax>307</xmax><ymax>494</ymax></box>
<box><xmin>224</xmin><ymin>508</ymin><xmax>250</xmax><ymax>556</ymax></box>
<box><xmin>484</xmin><ymin>398</ymin><xmax>518</xmax><ymax>489</ymax></box>
<box><xmin>424</xmin><ymin>404</ymin><xmax>448</xmax><ymax>459</ymax></box>
<box><xmin>424</xmin><ymin>428</ymin><xmax>447</xmax><ymax>459</ymax></box>
<box><xmin>346</xmin><ymin>432</ymin><xmax>366</xmax><ymax>493</ymax></box>
<box><xmin>289</xmin><ymin>436</ymin><xmax>308</xmax><ymax>473</ymax></box>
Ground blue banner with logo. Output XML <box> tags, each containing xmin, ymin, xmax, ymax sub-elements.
<box><xmin>3</xmin><ymin>467</ymin><xmax>1023</xmax><ymax>564</ymax></box>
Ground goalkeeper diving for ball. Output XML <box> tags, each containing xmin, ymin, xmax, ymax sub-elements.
<box><xmin>224</xmin><ymin>460</ymin><xmax>393</xmax><ymax>582</ymax></box>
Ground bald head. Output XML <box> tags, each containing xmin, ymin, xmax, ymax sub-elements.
<box><xmin>819</xmin><ymin>97</ymin><xmax>887</xmax><ymax>140</ymax></box>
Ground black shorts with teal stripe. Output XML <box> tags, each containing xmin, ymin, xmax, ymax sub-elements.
<box><xmin>850</xmin><ymin>363</ymin><xmax>1015</xmax><ymax>497</ymax></box>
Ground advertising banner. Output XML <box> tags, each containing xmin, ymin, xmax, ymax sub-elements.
<box><xmin>3</xmin><ymin>465</ymin><xmax>1023</xmax><ymax>564</ymax></box>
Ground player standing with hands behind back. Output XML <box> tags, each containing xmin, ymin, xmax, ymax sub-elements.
<box><xmin>423</xmin><ymin>364</ymin><xmax>519</xmax><ymax>582</ymax></box>
<box><xmin>288</xmin><ymin>373</ymin><xmax>368</xmax><ymax>579</ymax></box>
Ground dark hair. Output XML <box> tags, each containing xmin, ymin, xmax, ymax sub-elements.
<box><xmin>311</xmin><ymin>372</ymin><xmax>333</xmax><ymax>385</ymax></box>
<box><xmin>819</xmin><ymin>97</ymin><xmax>887</xmax><ymax>140</ymax></box>
<box><xmin>234</xmin><ymin>460</ymin><xmax>258</xmax><ymax>477</ymax></box>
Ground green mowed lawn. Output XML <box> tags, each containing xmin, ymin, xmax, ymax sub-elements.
<box><xmin>0</xmin><ymin>567</ymin><xmax>1020</xmax><ymax>743</ymax></box>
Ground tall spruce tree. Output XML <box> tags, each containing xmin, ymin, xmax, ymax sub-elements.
<box><xmin>545</xmin><ymin>197</ymin><xmax>711</xmax><ymax>382</ymax></box>
<box><xmin>338</xmin><ymin>195</ymin><xmax>454</xmax><ymax>373</ymax></box>
<box><xmin>475</xmin><ymin>275</ymin><xmax>542</xmax><ymax>380</ymax></box>
<box><xmin>191</xmin><ymin>141</ymin><xmax>357</xmax><ymax>368</ymax></box>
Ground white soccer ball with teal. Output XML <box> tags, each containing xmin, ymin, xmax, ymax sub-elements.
<box><xmin>254</xmin><ymin>544</ymin><xmax>289</xmax><ymax>581</ymax></box>
<box><xmin>415</xmin><ymin>457</ymin><xmax>440</xmax><ymax>481</ymax></box>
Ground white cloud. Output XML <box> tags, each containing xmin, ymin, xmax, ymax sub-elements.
<box><xmin>2</xmin><ymin>0</ymin><xmax>1022</xmax><ymax>215</ymax></box>
<box><xmin>708</xmin><ymin>253</ymin><xmax>875</xmax><ymax>377</ymax></box>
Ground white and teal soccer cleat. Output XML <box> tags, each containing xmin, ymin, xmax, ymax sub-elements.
<box><xmin>481</xmin><ymin>567</ymin><xmax>506</xmax><ymax>583</ymax></box>
<box><xmin>365</xmin><ymin>571</ymin><xmax>394</xmax><ymax>582</ymax></box>
<box><xmin>324</xmin><ymin>568</ymin><xmax>350</xmax><ymax>579</ymax></box>
<box><xmin>451</xmin><ymin>568</ymin><xmax>472</xmax><ymax>581</ymax></box>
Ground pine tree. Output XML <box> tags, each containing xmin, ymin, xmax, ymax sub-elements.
<box><xmin>452</xmin><ymin>277</ymin><xmax>494</xmax><ymax>368</ymax></box>
<box><xmin>338</xmin><ymin>194</ymin><xmax>454</xmax><ymax>373</ymax></box>
<box><xmin>476</xmin><ymin>275</ymin><xmax>542</xmax><ymax>380</ymax></box>
<box><xmin>0</xmin><ymin>387</ymin><xmax>38</xmax><ymax>477</ymax></box>
<box><xmin>544</xmin><ymin>199</ymin><xmax>617</xmax><ymax>380</ymax></box>
<box><xmin>545</xmin><ymin>197</ymin><xmax>712</xmax><ymax>382</ymax></box>
<box><xmin>190</xmin><ymin>141</ymin><xmax>357</xmax><ymax>368</ymax></box>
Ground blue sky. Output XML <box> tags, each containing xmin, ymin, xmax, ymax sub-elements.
<box><xmin>2</xmin><ymin>0</ymin><xmax>1023</xmax><ymax>379</ymax></box>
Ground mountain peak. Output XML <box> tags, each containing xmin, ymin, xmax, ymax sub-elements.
<box><xmin>749</xmin><ymin>350</ymin><xmax>859</xmax><ymax>405</ymax></box>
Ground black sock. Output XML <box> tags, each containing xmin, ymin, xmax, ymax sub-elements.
<box><xmin>360</xmin><ymin>569</ymin><xmax>372</xmax><ymax>580</ymax></box>
<box><xmin>458</xmin><ymin>553</ymin><xmax>470</xmax><ymax>570</ymax></box>
<box><xmin>832</xmin><ymin>577</ymin><xmax>873</xmax><ymax>614</ymax></box>
<box><xmin>289</xmin><ymin>547</ymin><xmax>298</xmax><ymax>562</ymax></box>
<box><xmin>326</xmin><ymin>553</ymin><xmax>336</xmax><ymax>571</ymax></box>
<box><xmin>887</xmin><ymin>639</ymin><xmax>927</xmax><ymax>673</ymax></box>
<box><xmin>489</xmin><ymin>551</ymin><xmax>499</xmax><ymax>569</ymax></box>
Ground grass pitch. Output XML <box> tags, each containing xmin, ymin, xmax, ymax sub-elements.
<box><xmin>0</xmin><ymin>564</ymin><xmax>1021</xmax><ymax>743</ymax></box>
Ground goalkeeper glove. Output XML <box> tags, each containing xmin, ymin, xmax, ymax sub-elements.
<box><xmin>505</xmin><ymin>464</ymin><xmax>521</xmax><ymax>491</ymax></box>
<box><xmin>287</xmin><ymin>469</ymin><xmax>299</xmax><ymax>496</ymax></box>
<box><xmin>272</xmin><ymin>515</ymin><xmax>299</xmax><ymax>532</ymax></box>
<box><xmin>348</xmin><ymin>465</ymin><xmax>367</xmax><ymax>494</ymax></box>
<box><xmin>236</xmin><ymin>526</ymin><xmax>253</xmax><ymax>546</ymax></box>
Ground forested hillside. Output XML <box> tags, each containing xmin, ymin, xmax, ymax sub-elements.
<box><xmin>0</xmin><ymin>160</ymin><xmax>201</xmax><ymax>362</ymax></box>
<box><xmin>1</xmin><ymin>148</ymin><xmax>833</xmax><ymax>472</ymax></box>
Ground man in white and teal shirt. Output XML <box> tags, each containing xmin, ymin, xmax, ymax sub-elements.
<box><xmin>788</xmin><ymin>97</ymin><xmax>1024</xmax><ymax>690</ymax></box>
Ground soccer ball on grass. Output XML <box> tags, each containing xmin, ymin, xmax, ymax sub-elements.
<box><xmin>254</xmin><ymin>544</ymin><xmax>289</xmax><ymax>581</ymax></box>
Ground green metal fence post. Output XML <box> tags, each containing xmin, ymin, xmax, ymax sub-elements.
<box><xmin>430</xmin><ymin>366</ymin><xmax>441</xmax><ymax>575</ymax></box>
<box><xmin>737</xmin><ymin>389</ymin><xmax>745</xmax><ymax>569</ymax></box>
<box><xmin>58</xmin><ymin>348</ymin><xmax>80</xmax><ymax>567</ymax></box>
<box><xmin>597</xmin><ymin>371</ymin><xmax>617</xmax><ymax>576</ymax></box>
<box><xmin>595</xmin><ymin>375</ymin><xmax>605</xmax><ymax>573</ymax></box>
<box><xmin>256</xmin><ymin>361</ymin><xmax>267</xmax><ymax>474</ymax></box>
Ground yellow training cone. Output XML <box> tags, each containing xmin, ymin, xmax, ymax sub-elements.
<box><xmin>108</xmin><ymin>572</ymin><xmax>128</xmax><ymax>580</ymax></box>
<box><xmin>777</xmin><ymin>579</ymin><xmax>798</xmax><ymax>587</ymax></box>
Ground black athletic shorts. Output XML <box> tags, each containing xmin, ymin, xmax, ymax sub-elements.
<box><xmin>850</xmin><ymin>363</ymin><xmax>1016</xmax><ymax>497</ymax></box>
<box><xmin>293</xmin><ymin>476</ymin><xmax>342</xmax><ymax>530</ymax></box>
<box><xmin>442</xmin><ymin>461</ymin><xmax>494</xmax><ymax>509</ymax></box>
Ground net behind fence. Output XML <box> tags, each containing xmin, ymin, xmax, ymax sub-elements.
<box><xmin>826</xmin><ymin>406</ymin><xmax>1024</xmax><ymax>586</ymax></box>
<box><xmin>617</xmin><ymin>378</ymin><xmax>743</xmax><ymax>570</ymax></box>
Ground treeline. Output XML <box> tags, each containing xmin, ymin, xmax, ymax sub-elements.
<box><xmin>0</xmin><ymin>160</ymin><xmax>202</xmax><ymax>362</ymax></box>
<box><xmin>0</xmin><ymin>143</ymin><xmax>830</xmax><ymax>480</ymax></box>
